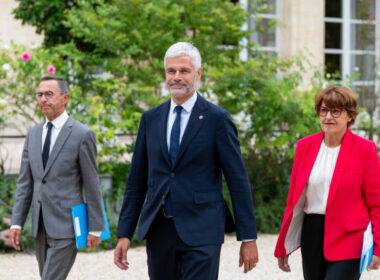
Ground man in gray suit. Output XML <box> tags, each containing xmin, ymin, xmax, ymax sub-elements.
<box><xmin>9</xmin><ymin>76</ymin><xmax>105</xmax><ymax>280</ymax></box>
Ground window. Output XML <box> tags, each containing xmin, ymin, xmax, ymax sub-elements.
<box><xmin>325</xmin><ymin>0</ymin><xmax>379</xmax><ymax>107</ymax></box>
<box><xmin>241</xmin><ymin>0</ymin><xmax>280</xmax><ymax>59</ymax></box>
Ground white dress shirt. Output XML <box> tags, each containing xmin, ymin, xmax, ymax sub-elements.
<box><xmin>304</xmin><ymin>140</ymin><xmax>340</xmax><ymax>215</ymax></box>
<box><xmin>12</xmin><ymin>111</ymin><xmax>101</xmax><ymax>237</ymax></box>
<box><xmin>166</xmin><ymin>92</ymin><xmax>197</xmax><ymax>150</ymax></box>
<box><xmin>41</xmin><ymin>110</ymin><xmax>69</xmax><ymax>152</ymax></box>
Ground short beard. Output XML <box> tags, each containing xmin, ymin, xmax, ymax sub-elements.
<box><xmin>167</xmin><ymin>80</ymin><xmax>197</xmax><ymax>100</ymax></box>
<box><xmin>170</xmin><ymin>88</ymin><xmax>191</xmax><ymax>99</ymax></box>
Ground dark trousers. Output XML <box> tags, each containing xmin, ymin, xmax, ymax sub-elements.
<box><xmin>146</xmin><ymin>210</ymin><xmax>221</xmax><ymax>280</ymax></box>
<box><xmin>301</xmin><ymin>213</ymin><xmax>361</xmax><ymax>280</ymax></box>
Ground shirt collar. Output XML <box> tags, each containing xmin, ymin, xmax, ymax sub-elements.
<box><xmin>44</xmin><ymin>111</ymin><xmax>69</xmax><ymax>129</ymax></box>
<box><xmin>170</xmin><ymin>92</ymin><xmax>198</xmax><ymax>114</ymax></box>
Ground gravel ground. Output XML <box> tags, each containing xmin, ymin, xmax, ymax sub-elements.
<box><xmin>1</xmin><ymin>234</ymin><xmax>379</xmax><ymax>279</ymax></box>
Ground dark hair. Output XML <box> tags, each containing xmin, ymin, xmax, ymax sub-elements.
<box><xmin>40</xmin><ymin>76</ymin><xmax>70</xmax><ymax>94</ymax></box>
<box><xmin>315</xmin><ymin>84</ymin><xmax>359</xmax><ymax>127</ymax></box>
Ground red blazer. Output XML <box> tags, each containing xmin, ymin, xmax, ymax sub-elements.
<box><xmin>274</xmin><ymin>129</ymin><xmax>380</xmax><ymax>261</ymax></box>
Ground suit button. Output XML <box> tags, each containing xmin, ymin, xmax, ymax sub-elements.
<box><xmin>37</xmin><ymin>200</ymin><xmax>41</xmax><ymax>203</ymax></box>
<box><xmin>170</xmin><ymin>172</ymin><xmax>175</xmax><ymax>178</ymax></box>
<box><xmin>42</xmin><ymin>180</ymin><xmax>46</xmax><ymax>184</ymax></box>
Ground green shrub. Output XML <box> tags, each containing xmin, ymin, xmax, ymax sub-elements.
<box><xmin>0</xmin><ymin>175</ymin><xmax>35</xmax><ymax>252</ymax></box>
<box><xmin>254</xmin><ymin>188</ymin><xmax>288</xmax><ymax>233</ymax></box>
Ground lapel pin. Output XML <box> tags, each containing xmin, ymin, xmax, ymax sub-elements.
<box><xmin>199</xmin><ymin>115</ymin><xmax>204</xmax><ymax>120</ymax></box>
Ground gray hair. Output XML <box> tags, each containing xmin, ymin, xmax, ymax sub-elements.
<box><xmin>40</xmin><ymin>76</ymin><xmax>70</xmax><ymax>94</ymax></box>
<box><xmin>164</xmin><ymin>42</ymin><xmax>202</xmax><ymax>71</ymax></box>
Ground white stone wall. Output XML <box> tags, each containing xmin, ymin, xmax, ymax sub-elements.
<box><xmin>280</xmin><ymin>0</ymin><xmax>325</xmax><ymax>85</ymax></box>
<box><xmin>0</xmin><ymin>0</ymin><xmax>43</xmax><ymax>47</ymax></box>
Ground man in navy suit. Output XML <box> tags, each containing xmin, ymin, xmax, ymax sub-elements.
<box><xmin>114</xmin><ymin>42</ymin><xmax>258</xmax><ymax>279</ymax></box>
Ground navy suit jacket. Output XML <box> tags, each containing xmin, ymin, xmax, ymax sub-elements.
<box><xmin>117</xmin><ymin>93</ymin><xmax>257</xmax><ymax>246</ymax></box>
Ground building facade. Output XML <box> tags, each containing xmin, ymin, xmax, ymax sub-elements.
<box><xmin>0</xmin><ymin>0</ymin><xmax>43</xmax><ymax>47</ymax></box>
<box><xmin>246</xmin><ymin>0</ymin><xmax>380</xmax><ymax>103</ymax></box>
<box><xmin>1</xmin><ymin>0</ymin><xmax>379</xmax><ymax>174</ymax></box>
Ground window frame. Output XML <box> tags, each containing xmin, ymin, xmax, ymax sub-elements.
<box><xmin>240</xmin><ymin>0</ymin><xmax>281</xmax><ymax>60</ymax></box>
<box><xmin>324</xmin><ymin>0</ymin><xmax>379</xmax><ymax>91</ymax></box>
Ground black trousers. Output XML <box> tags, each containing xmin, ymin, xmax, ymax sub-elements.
<box><xmin>301</xmin><ymin>213</ymin><xmax>361</xmax><ymax>280</ymax></box>
<box><xmin>145</xmin><ymin>210</ymin><xmax>221</xmax><ymax>280</ymax></box>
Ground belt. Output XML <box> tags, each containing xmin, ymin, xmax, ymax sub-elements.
<box><xmin>161</xmin><ymin>207</ymin><xmax>174</xmax><ymax>218</ymax></box>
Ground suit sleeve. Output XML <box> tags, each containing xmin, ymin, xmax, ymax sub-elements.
<box><xmin>11</xmin><ymin>132</ymin><xmax>34</xmax><ymax>228</ymax></box>
<box><xmin>215</xmin><ymin>111</ymin><xmax>257</xmax><ymax>240</ymax></box>
<box><xmin>79</xmin><ymin>129</ymin><xmax>105</xmax><ymax>232</ymax></box>
<box><xmin>117</xmin><ymin>113</ymin><xmax>148</xmax><ymax>239</ymax></box>
<box><xmin>363</xmin><ymin>141</ymin><xmax>380</xmax><ymax>257</ymax></box>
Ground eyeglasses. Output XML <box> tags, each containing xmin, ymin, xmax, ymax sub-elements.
<box><xmin>37</xmin><ymin>91</ymin><xmax>56</xmax><ymax>99</ymax></box>
<box><xmin>318</xmin><ymin>106</ymin><xmax>344</xmax><ymax>118</ymax></box>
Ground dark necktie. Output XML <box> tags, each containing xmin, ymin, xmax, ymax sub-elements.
<box><xmin>42</xmin><ymin>122</ymin><xmax>53</xmax><ymax>169</ymax></box>
<box><xmin>169</xmin><ymin>106</ymin><xmax>183</xmax><ymax>166</ymax></box>
<box><xmin>165</xmin><ymin>105</ymin><xmax>183</xmax><ymax>214</ymax></box>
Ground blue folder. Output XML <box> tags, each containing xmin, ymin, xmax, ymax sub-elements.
<box><xmin>71</xmin><ymin>201</ymin><xmax>111</xmax><ymax>249</ymax></box>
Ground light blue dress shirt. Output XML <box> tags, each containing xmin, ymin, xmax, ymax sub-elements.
<box><xmin>166</xmin><ymin>92</ymin><xmax>198</xmax><ymax>150</ymax></box>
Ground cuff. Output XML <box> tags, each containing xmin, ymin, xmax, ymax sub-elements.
<box><xmin>10</xmin><ymin>225</ymin><xmax>22</xmax><ymax>230</ymax></box>
<box><xmin>89</xmin><ymin>231</ymin><xmax>102</xmax><ymax>237</ymax></box>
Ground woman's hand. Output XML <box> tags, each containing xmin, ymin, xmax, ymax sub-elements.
<box><xmin>278</xmin><ymin>255</ymin><xmax>291</xmax><ymax>272</ymax></box>
<box><xmin>368</xmin><ymin>255</ymin><xmax>380</xmax><ymax>271</ymax></box>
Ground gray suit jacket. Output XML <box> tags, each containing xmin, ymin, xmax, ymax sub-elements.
<box><xmin>11</xmin><ymin>116</ymin><xmax>105</xmax><ymax>239</ymax></box>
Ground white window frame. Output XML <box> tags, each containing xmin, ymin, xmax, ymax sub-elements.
<box><xmin>240</xmin><ymin>0</ymin><xmax>281</xmax><ymax>60</ymax></box>
<box><xmin>324</xmin><ymin>0</ymin><xmax>379</xmax><ymax>90</ymax></box>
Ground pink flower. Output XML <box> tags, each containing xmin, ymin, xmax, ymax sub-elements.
<box><xmin>21</xmin><ymin>52</ymin><xmax>31</xmax><ymax>61</ymax></box>
<box><xmin>47</xmin><ymin>65</ymin><xmax>56</xmax><ymax>74</ymax></box>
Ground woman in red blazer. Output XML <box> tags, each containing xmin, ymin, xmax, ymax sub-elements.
<box><xmin>274</xmin><ymin>85</ymin><xmax>380</xmax><ymax>280</ymax></box>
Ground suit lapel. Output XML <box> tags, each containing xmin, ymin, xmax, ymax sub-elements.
<box><xmin>43</xmin><ymin>117</ymin><xmax>73</xmax><ymax>177</ymax></box>
<box><xmin>35</xmin><ymin>122</ymin><xmax>44</xmax><ymax>174</ymax></box>
<box><xmin>158</xmin><ymin>100</ymin><xmax>171</xmax><ymax>167</ymax></box>
<box><xmin>172</xmin><ymin>94</ymin><xmax>208</xmax><ymax>168</ymax></box>
<box><xmin>293</xmin><ymin>132</ymin><xmax>324</xmax><ymax>205</ymax></box>
<box><xmin>326</xmin><ymin>129</ymin><xmax>353</xmax><ymax>207</ymax></box>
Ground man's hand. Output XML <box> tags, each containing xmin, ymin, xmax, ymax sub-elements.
<box><xmin>277</xmin><ymin>255</ymin><xmax>291</xmax><ymax>272</ymax></box>
<box><xmin>9</xmin><ymin>228</ymin><xmax>21</xmax><ymax>251</ymax></box>
<box><xmin>87</xmin><ymin>234</ymin><xmax>101</xmax><ymax>250</ymax></box>
<box><xmin>368</xmin><ymin>255</ymin><xmax>380</xmax><ymax>271</ymax></box>
<box><xmin>239</xmin><ymin>240</ymin><xmax>259</xmax><ymax>273</ymax></box>
<box><xmin>114</xmin><ymin>237</ymin><xmax>131</xmax><ymax>270</ymax></box>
